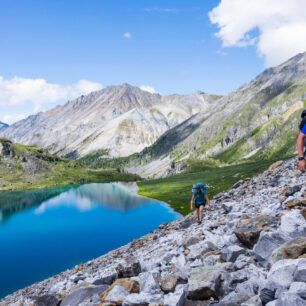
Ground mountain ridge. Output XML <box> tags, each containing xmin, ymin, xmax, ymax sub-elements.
<box><xmin>0</xmin><ymin>83</ymin><xmax>220</xmax><ymax>158</ymax></box>
<box><xmin>122</xmin><ymin>51</ymin><xmax>306</xmax><ymax>177</ymax></box>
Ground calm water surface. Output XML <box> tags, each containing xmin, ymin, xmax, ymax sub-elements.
<box><xmin>0</xmin><ymin>183</ymin><xmax>181</xmax><ymax>298</ymax></box>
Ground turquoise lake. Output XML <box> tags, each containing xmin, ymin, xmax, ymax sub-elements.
<box><xmin>0</xmin><ymin>183</ymin><xmax>181</xmax><ymax>299</ymax></box>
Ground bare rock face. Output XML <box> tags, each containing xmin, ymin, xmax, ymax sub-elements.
<box><xmin>234</xmin><ymin>215</ymin><xmax>280</xmax><ymax>248</ymax></box>
<box><xmin>271</xmin><ymin>236</ymin><xmax>306</xmax><ymax>265</ymax></box>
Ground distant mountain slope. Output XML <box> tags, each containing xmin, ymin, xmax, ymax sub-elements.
<box><xmin>125</xmin><ymin>52</ymin><xmax>306</xmax><ymax>177</ymax></box>
<box><xmin>0</xmin><ymin>138</ymin><xmax>139</xmax><ymax>191</ymax></box>
<box><xmin>0</xmin><ymin>84</ymin><xmax>220</xmax><ymax>158</ymax></box>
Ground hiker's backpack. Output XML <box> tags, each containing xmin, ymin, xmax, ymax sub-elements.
<box><xmin>192</xmin><ymin>182</ymin><xmax>207</xmax><ymax>195</ymax></box>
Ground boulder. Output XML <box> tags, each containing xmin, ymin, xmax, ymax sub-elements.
<box><xmin>253</xmin><ymin>231</ymin><xmax>287</xmax><ymax>264</ymax></box>
<box><xmin>234</xmin><ymin>215</ymin><xmax>280</xmax><ymax>248</ymax></box>
<box><xmin>286</xmin><ymin>201</ymin><xmax>306</xmax><ymax>210</ymax></box>
<box><xmin>33</xmin><ymin>294</ymin><xmax>62</xmax><ymax>306</ymax></box>
<box><xmin>183</xmin><ymin>236</ymin><xmax>201</xmax><ymax>248</ymax></box>
<box><xmin>275</xmin><ymin>292</ymin><xmax>305</xmax><ymax>306</ymax></box>
<box><xmin>139</xmin><ymin>272</ymin><xmax>161</xmax><ymax>294</ymax></box>
<box><xmin>284</xmin><ymin>185</ymin><xmax>302</xmax><ymax>197</ymax></box>
<box><xmin>102</xmin><ymin>285</ymin><xmax>129</xmax><ymax>303</ymax></box>
<box><xmin>293</xmin><ymin>259</ymin><xmax>306</xmax><ymax>282</ymax></box>
<box><xmin>160</xmin><ymin>274</ymin><xmax>186</xmax><ymax>293</ymax></box>
<box><xmin>222</xmin><ymin>203</ymin><xmax>233</xmax><ymax>214</ymax></box>
<box><xmin>163</xmin><ymin>285</ymin><xmax>186</xmax><ymax>306</ymax></box>
<box><xmin>288</xmin><ymin>282</ymin><xmax>306</xmax><ymax>299</ymax></box>
<box><xmin>116</xmin><ymin>258</ymin><xmax>141</xmax><ymax>278</ymax></box>
<box><xmin>187</xmin><ymin>263</ymin><xmax>231</xmax><ymax>300</ymax></box>
<box><xmin>267</xmin><ymin>259</ymin><xmax>298</xmax><ymax>289</ymax></box>
<box><xmin>236</xmin><ymin>281</ymin><xmax>256</xmax><ymax>296</ymax></box>
<box><xmin>241</xmin><ymin>295</ymin><xmax>262</xmax><ymax>306</ymax></box>
<box><xmin>61</xmin><ymin>285</ymin><xmax>109</xmax><ymax>306</ymax></box>
<box><xmin>92</xmin><ymin>272</ymin><xmax>117</xmax><ymax>285</ymax></box>
<box><xmin>101</xmin><ymin>278</ymin><xmax>139</xmax><ymax>302</ymax></box>
<box><xmin>222</xmin><ymin>245</ymin><xmax>247</xmax><ymax>262</ymax></box>
<box><xmin>271</xmin><ymin>236</ymin><xmax>306</xmax><ymax>264</ymax></box>
<box><xmin>280</xmin><ymin>210</ymin><xmax>306</xmax><ymax>238</ymax></box>
<box><xmin>217</xmin><ymin>291</ymin><xmax>252</xmax><ymax>305</ymax></box>
<box><xmin>122</xmin><ymin>292</ymin><xmax>164</xmax><ymax>305</ymax></box>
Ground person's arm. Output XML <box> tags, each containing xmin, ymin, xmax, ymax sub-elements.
<box><xmin>190</xmin><ymin>195</ymin><xmax>195</xmax><ymax>210</ymax></box>
<box><xmin>297</xmin><ymin>132</ymin><xmax>306</xmax><ymax>172</ymax></box>
<box><xmin>205</xmin><ymin>194</ymin><xmax>211</xmax><ymax>210</ymax></box>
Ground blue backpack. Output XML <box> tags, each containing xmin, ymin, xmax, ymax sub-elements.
<box><xmin>192</xmin><ymin>182</ymin><xmax>207</xmax><ymax>195</ymax></box>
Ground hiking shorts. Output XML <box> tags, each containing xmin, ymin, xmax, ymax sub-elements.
<box><xmin>195</xmin><ymin>202</ymin><xmax>206</xmax><ymax>209</ymax></box>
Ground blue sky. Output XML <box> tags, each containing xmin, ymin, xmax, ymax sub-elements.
<box><xmin>0</xmin><ymin>0</ymin><xmax>305</xmax><ymax>124</ymax></box>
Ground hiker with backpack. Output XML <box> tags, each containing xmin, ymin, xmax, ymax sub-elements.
<box><xmin>297</xmin><ymin>110</ymin><xmax>306</xmax><ymax>172</ymax></box>
<box><xmin>190</xmin><ymin>183</ymin><xmax>211</xmax><ymax>224</ymax></box>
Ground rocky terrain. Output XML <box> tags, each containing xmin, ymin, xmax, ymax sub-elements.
<box><xmin>125</xmin><ymin>52</ymin><xmax>306</xmax><ymax>178</ymax></box>
<box><xmin>0</xmin><ymin>84</ymin><xmax>219</xmax><ymax>158</ymax></box>
<box><xmin>1</xmin><ymin>157</ymin><xmax>305</xmax><ymax>305</ymax></box>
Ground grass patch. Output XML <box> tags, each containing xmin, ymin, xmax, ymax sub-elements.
<box><xmin>138</xmin><ymin>158</ymin><xmax>287</xmax><ymax>216</ymax></box>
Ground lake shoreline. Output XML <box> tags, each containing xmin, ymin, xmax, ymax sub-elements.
<box><xmin>1</xmin><ymin>158</ymin><xmax>305</xmax><ymax>305</ymax></box>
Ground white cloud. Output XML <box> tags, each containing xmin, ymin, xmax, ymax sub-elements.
<box><xmin>140</xmin><ymin>85</ymin><xmax>156</xmax><ymax>94</ymax></box>
<box><xmin>209</xmin><ymin>0</ymin><xmax>306</xmax><ymax>66</ymax></box>
<box><xmin>123</xmin><ymin>32</ymin><xmax>131</xmax><ymax>39</ymax></box>
<box><xmin>0</xmin><ymin>76</ymin><xmax>103</xmax><ymax>109</ymax></box>
<box><xmin>2</xmin><ymin>114</ymin><xmax>25</xmax><ymax>125</ymax></box>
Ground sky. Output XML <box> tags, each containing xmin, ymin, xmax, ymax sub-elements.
<box><xmin>0</xmin><ymin>0</ymin><xmax>306</xmax><ymax>124</ymax></box>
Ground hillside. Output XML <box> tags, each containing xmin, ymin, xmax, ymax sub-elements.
<box><xmin>0</xmin><ymin>138</ymin><xmax>139</xmax><ymax>191</ymax></box>
<box><xmin>0</xmin><ymin>84</ymin><xmax>220</xmax><ymax>159</ymax></box>
<box><xmin>118</xmin><ymin>52</ymin><xmax>306</xmax><ymax>178</ymax></box>
<box><xmin>2</xmin><ymin>158</ymin><xmax>305</xmax><ymax>305</ymax></box>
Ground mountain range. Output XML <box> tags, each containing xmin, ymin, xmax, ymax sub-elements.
<box><xmin>0</xmin><ymin>84</ymin><xmax>220</xmax><ymax>158</ymax></box>
<box><xmin>0</xmin><ymin>52</ymin><xmax>305</xmax><ymax>178</ymax></box>
<box><xmin>124</xmin><ymin>52</ymin><xmax>306</xmax><ymax>177</ymax></box>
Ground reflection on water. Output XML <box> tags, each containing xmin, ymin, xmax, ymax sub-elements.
<box><xmin>0</xmin><ymin>185</ymin><xmax>77</xmax><ymax>223</ymax></box>
<box><xmin>0</xmin><ymin>183</ymin><xmax>155</xmax><ymax>223</ymax></box>
<box><xmin>0</xmin><ymin>182</ymin><xmax>181</xmax><ymax>299</ymax></box>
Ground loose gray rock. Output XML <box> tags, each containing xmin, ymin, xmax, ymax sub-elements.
<box><xmin>223</xmin><ymin>245</ymin><xmax>247</xmax><ymax>262</ymax></box>
<box><xmin>33</xmin><ymin>294</ymin><xmax>61</xmax><ymax>306</ymax></box>
<box><xmin>92</xmin><ymin>272</ymin><xmax>117</xmax><ymax>285</ymax></box>
<box><xmin>187</xmin><ymin>264</ymin><xmax>230</xmax><ymax>300</ymax></box>
<box><xmin>160</xmin><ymin>274</ymin><xmax>185</xmax><ymax>293</ymax></box>
<box><xmin>61</xmin><ymin>285</ymin><xmax>109</xmax><ymax>306</ymax></box>
<box><xmin>116</xmin><ymin>259</ymin><xmax>141</xmax><ymax>278</ymax></box>
<box><xmin>241</xmin><ymin>295</ymin><xmax>262</xmax><ymax>306</ymax></box>
<box><xmin>288</xmin><ymin>282</ymin><xmax>306</xmax><ymax>299</ymax></box>
<box><xmin>275</xmin><ymin>292</ymin><xmax>306</xmax><ymax>306</ymax></box>
<box><xmin>139</xmin><ymin>272</ymin><xmax>161</xmax><ymax>294</ymax></box>
<box><xmin>253</xmin><ymin>231</ymin><xmax>287</xmax><ymax>264</ymax></box>
<box><xmin>122</xmin><ymin>292</ymin><xmax>164</xmax><ymax>305</ymax></box>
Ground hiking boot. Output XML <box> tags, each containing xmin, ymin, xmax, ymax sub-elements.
<box><xmin>197</xmin><ymin>220</ymin><xmax>202</xmax><ymax>225</ymax></box>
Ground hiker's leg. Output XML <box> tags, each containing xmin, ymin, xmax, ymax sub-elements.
<box><xmin>199</xmin><ymin>205</ymin><xmax>204</xmax><ymax>222</ymax></box>
<box><xmin>196</xmin><ymin>207</ymin><xmax>200</xmax><ymax>220</ymax></box>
